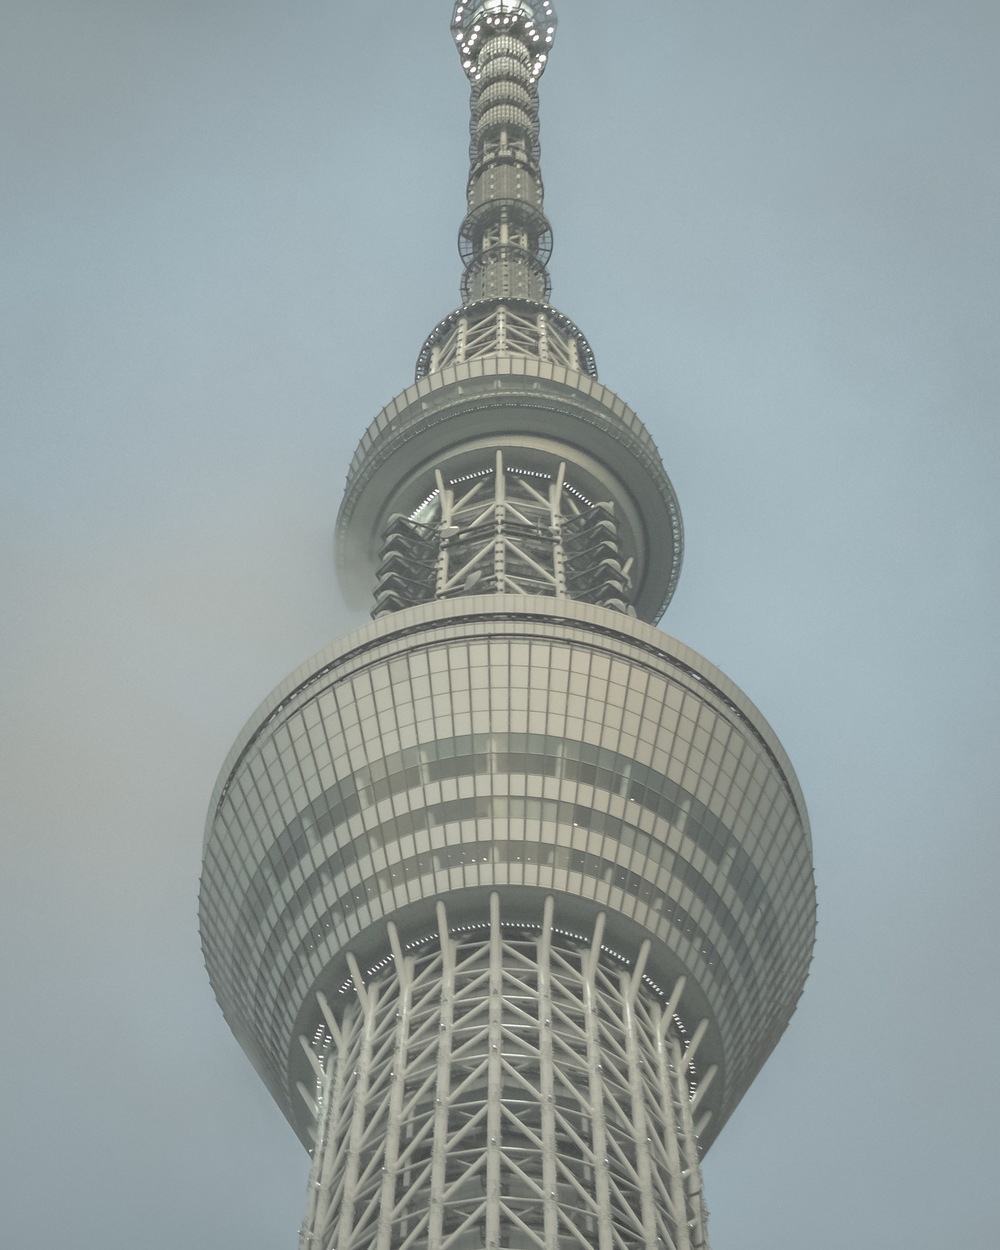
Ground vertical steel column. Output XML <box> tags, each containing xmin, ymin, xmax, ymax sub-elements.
<box><xmin>676</xmin><ymin>1024</ymin><xmax>710</xmax><ymax>1249</ymax></box>
<box><xmin>435</xmin><ymin>469</ymin><xmax>453</xmax><ymax>597</ymax></box>
<box><xmin>336</xmin><ymin>953</ymin><xmax>380</xmax><ymax>1250</ymax></box>
<box><xmin>536</xmin><ymin>311</ymin><xmax>549</xmax><ymax>362</ymax></box>
<box><xmin>654</xmin><ymin>980</ymin><xmax>693</xmax><ymax>1250</ymax></box>
<box><xmin>620</xmin><ymin>940</ymin><xmax>659</xmax><ymax>1250</ymax></box>
<box><xmin>582</xmin><ymin>912</ymin><xmax>614</xmax><ymax>1250</ymax></box>
<box><xmin>374</xmin><ymin>925</ymin><xmax>412</xmax><ymax>1250</ymax></box>
<box><xmin>485</xmin><ymin>892</ymin><xmax>504</xmax><ymax>1250</ymax></box>
<box><xmin>550</xmin><ymin>461</ymin><xmax>567</xmax><ymax>599</ymax></box>
<box><xmin>492</xmin><ymin>450</ymin><xmax>506</xmax><ymax>592</ymax></box>
<box><xmin>536</xmin><ymin>896</ymin><xmax>560</xmax><ymax>1250</ymax></box>
<box><xmin>652</xmin><ymin>999</ymin><xmax>710</xmax><ymax>1250</ymax></box>
<box><xmin>496</xmin><ymin>303</ymin><xmax>508</xmax><ymax>354</ymax></box>
<box><xmin>300</xmin><ymin>997</ymin><xmax>347</xmax><ymax>1249</ymax></box>
<box><xmin>428</xmin><ymin>902</ymin><xmax>456</xmax><ymax>1248</ymax></box>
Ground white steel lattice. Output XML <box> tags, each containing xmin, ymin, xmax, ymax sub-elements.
<box><xmin>299</xmin><ymin>896</ymin><xmax>710</xmax><ymax>1250</ymax></box>
<box><xmin>373</xmin><ymin>450</ymin><xmax>633</xmax><ymax>616</ymax></box>
<box><xmin>423</xmin><ymin>306</ymin><xmax>583</xmax><ymax>375</ymax></box>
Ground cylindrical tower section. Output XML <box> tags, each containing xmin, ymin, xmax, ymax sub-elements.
<box><xmin>298</xmin><ymin>896</ymin><xmax>710</xmax><ymax>1250</ymax></box>
<box><xmin>453</xmin><ymin>4</ymin><xmax>557</xmax><ymax>304</ymax></box>
<box><xmin>462</xmin><ymin>33</ymin><xmax>550</xmax><ymax>303</ymax></box>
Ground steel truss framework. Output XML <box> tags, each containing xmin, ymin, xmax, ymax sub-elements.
<box><xmin>298</xmin><ymin>896</ymin><xmax>710</xmax><ymax>1250</ymax></box>
<box><xmin>417</xmin><ymin>302</ymin><xmax>597</xmax><ymax>381</ymax></box>
<box><xmin>373</xmin><ymin>450</ymin><xmax>633</xmax><ymax>616</ymax></box>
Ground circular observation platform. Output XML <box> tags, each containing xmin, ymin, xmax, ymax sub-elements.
<box><xmin>336</xmin><ymin>357</ymin><xmax>683</xmax><ymax>624</ymax></box>
<box><xmin>200</xmin><ymin>596</ymin><xmax>815</xmax><ymax>1151</ymax></box>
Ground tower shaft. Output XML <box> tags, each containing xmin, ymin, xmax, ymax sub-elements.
<box><xmin>299</xmin><ymin>897</ymin><xmax>709</xmax><ymax>1250</ymax></box>
<box><xmin>418</xmin><ymin>3</ymin><xmax>593</xmax><ymax>383</ymax></box>
<box><xmin>461</xmin><ymin>30</ymin><xmax>551</xmax><ymax>304</ymax></box>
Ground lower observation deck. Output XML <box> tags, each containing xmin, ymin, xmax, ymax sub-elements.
<box><xmin>199</xmin><ymin>597</ymin><xmax>815</xmax><ymax>1152</ymax></box>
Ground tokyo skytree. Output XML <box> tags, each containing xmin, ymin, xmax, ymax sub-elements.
<box><xmin>199</xmin><ymin>4</ymin><xmax>817</xmax><ymax>1249</ymax></box>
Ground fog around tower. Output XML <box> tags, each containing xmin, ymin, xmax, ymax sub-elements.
<box><xmin>2</xmin><ymin>1</ymin><xmax>998</xmax><ymax>1247</ymax></box>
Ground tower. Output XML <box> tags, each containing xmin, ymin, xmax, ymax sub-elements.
<box><xmin>199</xmin><ymin>3</ymin><xmax>816</xmax><ymax>1247</ymax></box>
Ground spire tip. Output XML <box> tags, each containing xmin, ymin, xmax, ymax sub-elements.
<box><xmin>451</xmin><ymin>1</ymin><xmax>557</xmax><ymax>82</ymax></box>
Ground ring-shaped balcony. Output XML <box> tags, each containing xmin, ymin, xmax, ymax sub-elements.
<box><xmin>459</xmin><ymin>200</ymin><xmax>553</xmax><ymax>266</ymax></box>
<box><xmin>414</xmin><ymin>298</ymin><xmax>597</xmax><ymax>379</ymax></box>
<box><xmin>461</xmin><ymin>243</ymin><xmax>552</xmax><ymax>303</ymax></box>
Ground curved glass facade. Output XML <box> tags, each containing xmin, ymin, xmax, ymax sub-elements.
<box><xmin>200</xmin><ymin>596</ymin><xmax>814</xmax><ymax>1148</ymax></box>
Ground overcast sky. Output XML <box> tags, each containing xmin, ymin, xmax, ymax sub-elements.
<box><xmin>3</xmin><ymin>1</ymin><xmax>998</xmax><ymax>1247</ymax></box>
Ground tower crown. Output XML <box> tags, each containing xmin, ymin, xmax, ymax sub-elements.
<box><xmin>451</xmin><ymin>0</ymin><xmax>558</xmax><ymax>309</ymax></box>
<box><xmin>452</xmin><ymin>1</ymin><xmax>557</xmax><ymax>82</ymax></box>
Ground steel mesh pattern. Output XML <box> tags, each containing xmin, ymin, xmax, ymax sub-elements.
<box><xmin>416</xmin><ymin>303</ymin><xmax>596</xmax><ymax>380</ymax></box>
<box><xmin>372</xmin><ymin>451</ymin><xmax>632</xmax><ymax>615</ymax></box>
<box><xmin>300</xmin><ymin>897</ymin><xmax>708</xmax><ymax>1250</ymax></box>
<box><xmin>336</xmin><ymin>361</ymin><xmax>684</xmax><ymax>624</ymax></box>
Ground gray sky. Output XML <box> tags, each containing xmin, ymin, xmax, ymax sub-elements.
<box><xmin>3</xmin><ymin>1</ymin><xmax>998</xmax><ymax>1246</ymax></box>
